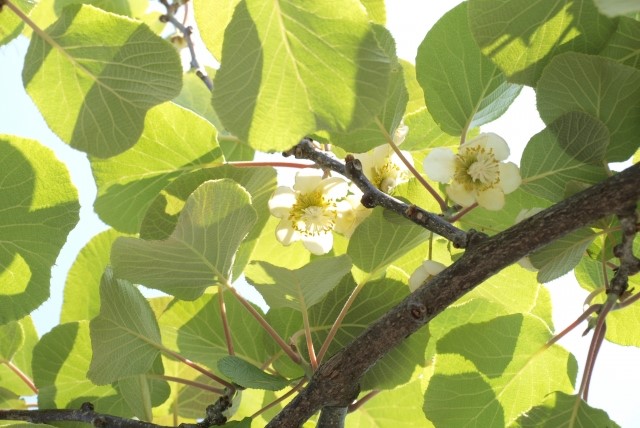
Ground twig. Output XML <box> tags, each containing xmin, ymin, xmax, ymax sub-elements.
<box><xmin>283</xmin><ymin>139</ymin><xmax>470</xmax><ymax>248</ymax></box>
<box><xmin>348</xmin><ymin>390</ymin><xmax>380</xmax><ymax>412</ymax></box>
<box><xmin>317</xmin><ymin>406</ymin><xmax>348</xmax><ymax>428</ymax></box>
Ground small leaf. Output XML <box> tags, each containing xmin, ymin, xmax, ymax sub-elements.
<box><xmin>217</xmin><ymin>356</ymin><xmax>289</xmax><ymax>391</ymax></box>
<box><xmin>0</xmin><ymin>322</ymin><xmax>23</xmax><ymax>362</ymax></box>
<box><xmin>468</xmin><ymin>0</ymin><xmax>616</xmax><ymax>85</ymax></box>
<box><xmin>34</xmin><ymin>321</ymin><xmax>129</xmax><ymax>415</ymax></box>
<box><xmin>212</xmin><ymin>0</ymin><xmax>391</xmax><ymax>152</ymax></box>
<box><xmin>0</xmin><ymin>135</ymin><xmax>79</xmax><ymax>324</ymax></box>
<box><xmin>348</xmin><ymin>208</ymin><xmax>429</xmax><ymax>283</ymax></box>
<box><xmin>245</xmin><ymin>255</ymin><xmax>351</xmax><ymax>310</ymax></box>
<box><xmin>61</xmin><ymin>229</ymin><xmax>125</xmax><ymax>323</ymax></box>
<box><xmin>0</xmin><ymin>0</ymin><xmax>35</xmax><ymax>45</ymax></box>
<box><xmin>520</xmin><ymin>113</ymin><xmax>609</xmax><ymax>202</ymax></box>
<box><xmin>112</xmin><ymin>180</ymin><xmax>257</xmax><ymax>299</ymax></box>
<box><xmin>416</xmin><ymin>2</ymin><xmax>521</xmax><ymax>136</ymax></box>
<box><xmin>530</xmin><ymin>227</ymin><xmax>597</xmax><ymax>283</ymax></box>
<box><xmin>0</xmin><ymin>317</ymin><xmax>38</xmax><ymax>397</ymax></box>
<box><xmin>515</xmin><ymin>392</ymin><xmax>620</xmax><ymax>427</ymax></box>
<box><xmin>537</xmin><ymin>53</ymin><xmax>640</xmax><ymax>161</ymax></box>
<box><xmin>91</xmin><ymin>102</ymin><xmax>223</xmax><ymax>233</ymax></box>
<box><xmin>117</xmin><ymin>356</ymin><xmax>170</xmax><ymax>421</ymax></box>
<box><xmin>88</xmin><ymin>268</ymin><xmax>162</xmax><ymax>385</ymax></box>
<box><xmin>22</xmin><ymin>4</ymin><xmax>182</xmax><ymax>157</ymax></box>
<box><xmin>599</xmin><ymin>17</ymin><xmax>640</xmax><ymax>69</ymax></box>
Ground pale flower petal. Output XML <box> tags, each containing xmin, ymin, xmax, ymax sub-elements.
<box><xmin>293</xmin><ymin>169</ymin><xmax>323</xmax><ymax>192</ymax></box>
<box><xmin>408</xmin><ymin>260</ymin><xmax>446</xmax><ymax>292</ymax></box>
<box><xmin>319</xmin><ymin>176</ymin><xmax>349</xmax><ymax>199</ymax></box>
<box><xmin>393</xmin><ymin>124</ymin><xmax>409</xmax><ymax>145</ymax></box>
<box><xmin>472</xmin><ymin>133</ymin><xmax>509</xmax><ymax>161</ymax></box>
<box><xmin>446</xmin><ymin>181</ymin><xmax>476</xmax><ymax>207</ymax></box>
<box><xmin>498</xmin><ymin>162</ymin><xmax>521</xmax><ymax>194</ymax></box>
<box><xmin>476</xmin><ymin>188</ymin><xmax>505</xmax><ymax>211</ymax></box>
<box><xmin>335</xmin><ymin>196</ymin><xmax>371</xmax><ymax>237</ymax></box>
<box><xmin>515</xmin><ymin>207</ymin><xmax>544</xmax><ymax>223</ymax></box>
<box><xmin>423</xmin><ymin>148</ymin><xmax>456</xmax><ymax>183</ymax></box>
<box><xmin>275</xmin><ymin>218</ymin><xmax>300</xmax><ymax>245</ymax></box>
<box><xmin>269</xmin><ymin>187</ymin><xmax>297</xmax><ymax>217</ymax></box>
<box><xmin>302</xmin><ymin>232</ymin><xmax>333</xmax><ymax>255</ymax></box>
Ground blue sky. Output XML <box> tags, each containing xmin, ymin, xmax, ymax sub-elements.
<box><xmin>1</xmin><ymin>1</ymin><xmax>639</xmax><ymax>425</ymax></box>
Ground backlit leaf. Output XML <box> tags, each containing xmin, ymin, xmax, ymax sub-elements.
<box><xmin>515</xmin><ymin>392</ymin><xmax>620</xmax><ymax>427</ymax></box>
<box><xmin>218</xmin><ymin>356</ymin><xmax>289</xmax><ymax>391</ymax></box>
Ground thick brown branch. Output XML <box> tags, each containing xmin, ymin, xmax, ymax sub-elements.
<box><xmin>268</xmin><ymin>163</ymin><xmax>640</xmax><ymax>427</ymax></box>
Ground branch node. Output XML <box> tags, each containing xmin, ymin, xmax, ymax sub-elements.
<box><xmin>409</xmin><ymin>302</ymin><xmax>427</xmax><ymax>322</ymax></box>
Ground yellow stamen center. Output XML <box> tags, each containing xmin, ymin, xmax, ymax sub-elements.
<box><xmin>289</xmin><ymin>191</ymin><xmax>336</xmax><ymax>236</ymax></box>
<box><xmin>454</xmin><ymin>146</ymin><xmax>500</xmax><ymax>191</ymax></box>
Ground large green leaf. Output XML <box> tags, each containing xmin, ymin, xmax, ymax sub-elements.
<box><xmin>91</xmin><ymin>102</ymin><xmax>223</xmax><ymax>233</ymax></box>
<box><xmin>530</xmin><ymin>227</ymin><xmax>597</xmax><ymax>283</ymax></box>
<box><xmin>468</xmin><ymin>0</ymin><xmax>617</xmax><ymax>86</ymax></box>
<box><xmin>139</xmin><ymin>165</ymin><xmax>276</xmax><ymax>281</ymax></box>
<box><xmin>61</xmin><ymin>229</ymin><xmax>124</xmax><ymax>323</ymax></box>
<box><xmin>0</xmin><ymin>136</ymin><xmax>79</xmax><ymax>324</ymax></box>
<box><xmin>33</xmin><ymin>321</ymin><xmax>129</xmax><ymax>416</ymax></box>
<box><xmin>159</xmin><ymin>290</ymin><xmax>270</xmax><ymax>369</ymax></box>
<box><xmin>28</xmin><ymin>0</ymin><xmax>149</xmax><ymax>31</ymax></box>
<box><xmin>348</xmin><ymin>208</ymin><xmax>430</xmax><ymax>283</ymax></box>
<box><xmin>536</xmin><ymin>53</ymin><xmax>640</xmax><ymax>161</ymax></box>
<box><xmin>217</xmin><ymin>356</ymin><xmax>289</xmax><ymax>391</ymax></box>
<box><xmin>112</xmin><ymin>180</ymin><xmax>257</xmax><ymax>300</ymax></box>
<box><xmin>0</xmin><ymin>0</ymin><xmax>35</xmax><ymax>45</ymax></box>
<box><xmin>329</xmin><ymin>25</ymin><xmax>408</xmax><ymax>153</ymax></box>
<box><xmin>192</xmin><ymin>0</ymin><xmax>241</xmax><ymax>61</ymax></box>
<box><xmin>116</xmin><ymin>356</ymin><xmax>170</xmax><ymax>421</ymax></box>
<box><xmin>425</xmin><ymin>314</ymin><xmax>577</xmax><ymax>427</ymax></box>
<box><xmin>245</xmin><ymin>255</ymin><xmax>351</xmax><ymax>310</ymax></box>
<box><xmin>212</xmin><ymin>0</ymin><xmax>391</xmax><ymax>152</ymax></box>
<box><xmin>599</xmin><ymin>17</ymin><xmax>640</xmax><ymax>69</ymax></box>
<box><xmin>520</xmin><ymin>113</ymin><xmax>609</xmax><ymax>202</ymax></box>
<box><xmin>22</xmin><ymin>4</ymin><xmax>182</xmax><ymax>157</ymax></box>
<box><xmin>515</xmin><ymin>392</ymin><xmax>620</xmax><ymax>427</ymax></box>
<box><xmin>415</xmin><ymin>2</ymin><xmax>521</xmax><ymax>136</ymax></box>
<box><xmin>88</xmin><ymin>269</ymin><xmax>162</xmax><ymax>385</ymax></box>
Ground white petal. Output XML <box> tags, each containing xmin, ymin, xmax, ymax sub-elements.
<box><xmin>319</xmin><ymin>177</ymin><xmax>349</xmax><ymax>199</ymax></box>
<box><xmin>408</xmin><ymin>266</ymin><xmax>429</xmax><ymax>292</ymax></box>
<box><xmin>275</xmin><ymin>218</ymin><xmax>300</xmax><ymax>245</ymax></box>
<box><xmin>393</xmin><ymin>124</ymin><xmax>409</xmax><ymax>145</ymax></box>
<box><xmin>476</xmin><ymin>188</ymin><xmax>505</xmax><ymax>211</ymax></box>
<box><xmin>499</xmin><ymin>162</ymin><xmax>521</xmax><ymax>194</ymax></box>
<box><xmin>302</xmin><ymin>232</ymin><xmax>333</xmax><ymax>255</ymax></box>
<box><xmin>294</xmin><ymin>169</ymin><xmax>323</xmax><ymax>192</ymax></box>
<box><xmin>372</xmin><ymin>145</ymin><xmax>392</xmax><ymax>165</ymax></box>
<box><xmin>515</xmin><ymin>207</ymin><xmax>544</xmax><ymax>223</ymax></box>
<box><xmin>423</xmin><ymin>148</ymin><xmax>456</xmax><ymax>182</ymax></box>
<box><xmin>472</xmin><ymin>133</ymin><xmax>509</xmax><ymax>160</ymax></box>
<box><xmin>422</xmin><ymin>260</ymin><xmax>446</xmax><ymax>276</ymax></box>
<box><xmin>446</xmin><ymin>181</ymin><xmax>476</xmax><ymax>207</ymax></box>
<box><xmin>269</xmin><ymin>187</ymin><xmax>296</xmax><ymax>217</ymax></box>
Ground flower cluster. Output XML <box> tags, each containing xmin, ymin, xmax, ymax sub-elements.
<box><xmin>423</xmin><ymin>133</ymin><xmax>521</xmax><ymax>211</ymax></box>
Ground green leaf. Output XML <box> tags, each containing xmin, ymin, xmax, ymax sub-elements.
<box><xmin>594</xmin><ymin>0</ymin><xmax>640</xmax><ymax>17</ymax></box>
<box><xmin>599</xmin><ymin>17</ymin><xmax>640</xmax><ymax>69</ymax></box>
<box><xmin>117</xmin><ymin>356</ymin><xmax>170</xmax><ymax>421</ymax></box>
<box><xmin>0</xmin><ymin>0</ymin><xmax>35</xmax><ymax>46</ymax></box>
<box><xmin>249</xmin><ymin>216</ymin><xmax>311</xmax><ymax>270</ymax></box>
<box><xmin>192</xmin><ymin>0</ymin><xmax>241</xmax><ymax>61</ymax></box>
<box><xmin>159</xmin><ymin>290</ymin><xmax>269</xmax><ymax>370</ymax></box>
<box><xmin>426</xmin><ymin>315</ymin><xmax>577</xmax><ymax>427</ymax></box>
<box><xmin>33</xmin><ymin>321</ymin><xmax>129</xmax><ymax>416</ymax></box>
<box><xmin>520</xmin><ymin>113</ymin><xmax>609</xmax><ymax>202</ymax></box>
<box><xmin>88</xmin><ymin>269</ymin><xmax>162</xmax><ymax>385</ymax></box>
<box><xmin>61</xmin><ymin>229</ymin><xmax>125</xmax><ymax>323</ymax></box>
<box><xmin>348</xmin><ymin>207</ymin><xmax>430</xmax><ymax>283</ymax></box>
<box><xmin>0</xmin><ymin>321</ymin><xmax>23</xmax><ymax>362</ymax></box>
<box><xmin>416</xmin><ymin>2</ymin><xmax>521</xmax><ymax>136</ymax></box>
<box><xmin>217</xmin><ymin>356</ymin><xmax>289</xmax><ymax>391</ymax></box>
<box><xmin>112</xmin><ymin>180</ymin><xmax>257</xmax><ymax>300</ymax></box>
<box><xmin>329</xmin><ymin>25</ymin><xmax>408</xmax><ymax>153</ymax></box>
<box><xmin>537</xmin><ymin>53</ymin><xmax>640</xmax><ymax>161</ymax></box>
<box><xmin>468</xmin><ymin>0</ymin><xmax>617</xmax><ymax>86</ymax></box>
<box><xmin>22</xmin><ymin>4</ymin><xmax>182</xmax><ymax>157</ymax></box>
<box><xmin>245</xmin><ymin>255</ymin><xmax>351</xmax><ymax>310</ymax></box>
<box><xmin>361</xmin><ymin>0</ymin><xmax>386</xmax><ymax>24</ymax></box>
<box><xmin>139</xmin><ymin>165</ymin><xmax>276</xmax><ymax>281</ymax></box>
<box><xmin>0</xmin><ymin>135</ymin><xmax>79</xmax><ymax>324</ymax></box>
<box><xmin>348</xmin><ymin>380</ymin><xmax>429</xmax><ymax>427</ymax></box>
<box><xmin>515</xmin><ymin>392</ymin><xmax>620</xmax><ymax>427</ymax></box>
<box><xmin>530</xmin><ymin>227</ymin><xmax>597</xmax><ymax>283</ymax></box>
<box><xmin>212</xmin><ymin>0</ymin><xmax>391</xmax><ymax>152</ymax></box>
<box><xmin>91</xmin><ymin>102</ymin><xmax>223</xmax><ymax>233</ymax></box>
<box><xmin>0</xmin><ymin>317</ymin><xmax>38</xmax><ymax>397</ymax></box>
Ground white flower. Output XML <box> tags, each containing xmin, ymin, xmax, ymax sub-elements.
<box><xmin>514</xmin><ymin>207</ymin><xmax>544</xmax><ymax>271</ymax></box>
<box><xmin>394</xmin><ymin>123</ymin><xmax>409</xmax><ymax>145</ymax></box>
<box><xmin>356</xmin><ymin>145</ymin><xmax>412</xmax><ymax>194</ymax></box>
<box><xmin>423</xmin><ymin>133</ymin><xmax>521</xmax><ymax>211</ymax></box>
<box><xmin>268</xmin><ymin>169</ymin><xmax>349</xmax><ymax>255</ymax></box>
<box><xmin>409</xmin><ymin>260</ymin><xmax>446</xmax><ymax>292</ymax></box>
<box><xmin>334</xmin><ymin>187</ymin><xmax>372</xmax><ymax>238</ymax></box>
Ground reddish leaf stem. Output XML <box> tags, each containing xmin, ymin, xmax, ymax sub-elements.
<box><xmin>5</xmin><ymin>361</ymin><xmax>37</xmax><ymax>394</ymax></box>
<box><xmin>218</xmin><ymin>289</ymin><xmax>235</xmax><ymax>356</ymax></box>
<box><xmin>251</xmin><ymin>379</ymin><xmax>307</xmax><ymax>419</ymax></box>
